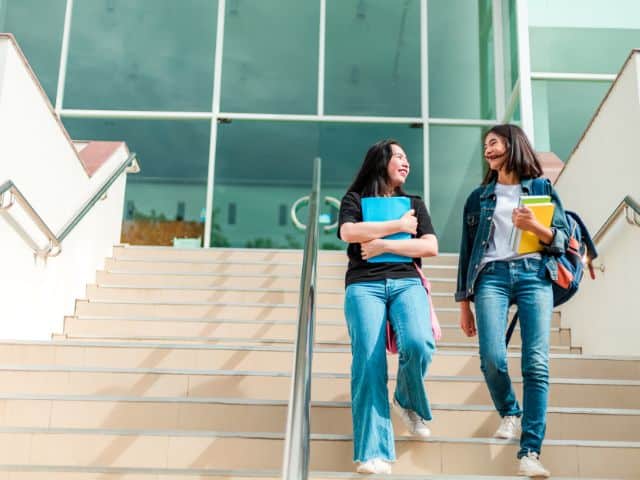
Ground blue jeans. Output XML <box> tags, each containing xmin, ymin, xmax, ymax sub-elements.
<box><xmin>344</xmin><ymin>277</ymin><xmax>435</xmax><ymax>462</ymax></box>
<box><xmin>474</xmin><ymin>258</ymin><xmax>553</xmax><ymax>458</ymax></box>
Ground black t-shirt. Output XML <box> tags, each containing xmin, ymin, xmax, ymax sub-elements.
<box><xmin>337</xmin><ymin>191</ymin><xmax>436</xmax><ymax>286</ymax></box>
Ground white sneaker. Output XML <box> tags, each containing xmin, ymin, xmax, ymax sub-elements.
<box><xmin>494</xmin><ymin>415</ymin><xmax>521</xmax><ymax>440</ymax></box>
<box><xmin>518</xmin><ymin>451</ymin><xmax>550</xmax><ymax>478</ymax></box>
<box><xmin>356</xmin><ymin>458</ymin><xmax>392</xmax><ymax>475</ymax></box>
<box><xmin>392</xmin><ymin>398</ymin><xmax>431</xmax><ymax>438</ymax></box>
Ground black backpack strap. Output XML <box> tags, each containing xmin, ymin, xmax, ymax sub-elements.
<box><xmin>505</xmin><ymin>309</ymin><xmax>519</xmax><ymax>346</ymax></box>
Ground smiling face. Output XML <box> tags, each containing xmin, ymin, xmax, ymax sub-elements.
<box><xmin>484</xmin><ymin>132</ymin><xmax>509</xmax><ymax>172</ymax></box>
<box><xmin>386</xmin><ymin>144</ymin><xmax>410</xmax><ymax>189</ymax></box>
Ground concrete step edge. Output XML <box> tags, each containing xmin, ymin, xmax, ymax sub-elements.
<box><xmin>58</xmin><ymin>334</ymin><xmax>573</xmax><ymax>351</ymax></box>
<box><xmin>6</xmin><ymin>338</ymin><xmax>616</xmax><ymax>360</ymax></box>
<box><xmin>108</xmin><ymin>258</ymin><xmax>457</xmax><ymax>269</ymax></box>
<box><xmin>103</xmin><ymin>269</ymin><xmax>456</xmax><ymax>281</ymax></box>
<box><xmin>1</xmin><ymin>393</ymin><xmax>639</xmax><ymax>415</ymax></box>
<box><xmin>89</xmin><ymin>284</ymin><xmax>455</xmax><ymax>296</ymax></box>
<box><xmin>0</xmin><ymin>465</ymin><xmax>598</xmax><ymax>479</ymax></box>
<box><xmin>0</xmin><ymin>365</ymin><xmax>636</xmax><ymax>386</ymax></box>
<box><xmin>0</xmin><ymin>426</ymin><xmax>638</xmax><ymax>448</ymax></box>
<box><xmin>68</xmin><ymin>316</ymin><xmax>561</xmax><ymax>333</ymax></box>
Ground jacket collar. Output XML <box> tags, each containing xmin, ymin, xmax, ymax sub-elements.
<box><xmin>480</xmin><ymin>177</ymin><xmax>534</xmax><ymax>200</ymax></box>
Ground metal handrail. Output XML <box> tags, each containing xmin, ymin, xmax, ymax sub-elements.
<box><xmin>593</xmin><ymin>195</ymin><xmax>640</xmax><ymax>244</ymax></box>
<box><xmin>0</xmin><ymin>152</ymin><xmax>139</xmax><ymax>257</ymax></box>
<box><xmin>281</xmin><ymin>157</ymin><xmax>321</xmax><ymax>480</ymax></box>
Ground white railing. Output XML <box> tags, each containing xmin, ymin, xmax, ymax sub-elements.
<box><xmin>554</xmin><ymin>50</ymin><xmax>640</xmax><ymax>356</ymax></box>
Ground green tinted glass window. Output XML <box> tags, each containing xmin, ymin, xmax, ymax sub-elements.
<box><xmin>504</xmin><ymin>0</ymin><xmax>519</xmax><ymax>93</ymax></box>
<box><xmin>530</xmin><ymin>27</ymin><xmax>640</xmax><ymax>74</ymax></box>
<box><xmin>428</xmin><ymin>0</ymin><xmax>496</xmax><ymax>119</ymax></box>
<box><xmin>532</xmin><ymin>80</ymin><xmax>610</xmax><ymax>161</ymax></box>
<box><xmin>63</xmin><ymin>117</ymin><xmax>210</xmax><ymax>245</ymax></box>
<box><xmin>64</xmin><ymin>0</ymin><xmax>217</xmax><ymax>111</ymax></box>
<box><xmin>429</xmin><ymin>125</ymin><xmax>485</xmax><ymax>252</ymax></box>
<box><xmin>220</xmin><ymin>0</ymin><xmax>319</xmax><ymax>114</ymax></box>
<box><xmin>0</xmin><ymin>0</ymin><xmax>66</xmax><ymax>103</ymax></box>
<box><xmin>213</xmin><ymin>121</ymin><xmax>423</xmax><ymax>248</ymax></box>
<box><xmin>325</xmin><ymin>0</ymin><xmax>421</xmax><ymax>117</ymax></box>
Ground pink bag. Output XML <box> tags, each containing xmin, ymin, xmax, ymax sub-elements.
<box><xmin>385</xmin><ymin>264</ymin><xmax>442</xmax><ymax>354</ymax></box>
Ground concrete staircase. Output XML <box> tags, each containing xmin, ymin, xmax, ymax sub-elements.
<box><xmin>1</xmin><ymin>246</ymin><xmax>638</xmax><ymax>479</ymax></box>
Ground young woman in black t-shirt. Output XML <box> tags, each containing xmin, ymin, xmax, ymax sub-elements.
<box><xmin>338</xmin><ymin>139</ymin><xmax>439</xmax><ymax>475</ymax></box>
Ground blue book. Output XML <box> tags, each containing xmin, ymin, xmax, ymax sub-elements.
<box><xmin>361</xmin><ymin>196</ymin><xmax>412</xmax><ymax>263</ymax></box>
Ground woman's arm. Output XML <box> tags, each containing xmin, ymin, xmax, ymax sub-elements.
<box><xmin>340</xmin><ymin>209</ymin><xmax>417</xmax><ymax>243</ymax></box>
<box><xmin>360</xmin><ymin>234</ymin><xmax>438</xmax><ymax>260</ymax></box>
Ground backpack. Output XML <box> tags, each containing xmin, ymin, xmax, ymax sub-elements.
<box><xmin>505</xmin><ymin>209</ymin><xmax>599</xmax><ymax>346</ymax></box>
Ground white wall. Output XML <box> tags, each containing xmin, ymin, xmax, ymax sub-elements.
<box><xmin>0</xmin><ymin>36</ymin><xmax>130</xmax><ymax>340</ymax></box>
<box><xmin>554</xmin><ymin>52</ymin><xmax>640</xmax><ymax>355</ymax></box>
<box><xmin>559</xmin><ymin>217</ymin><xmax>640</xmax><ymax>356</ymax></box>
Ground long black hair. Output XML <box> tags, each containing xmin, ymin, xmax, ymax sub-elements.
<box><xmin>346</xmin><ymin>139</ymin><xmax>408</xmax><ymax>197</ymax></box>
<box><xmin>482</xmin><ymin>124</ymin><xmax>543</xmax><ymax>185</ymax></box>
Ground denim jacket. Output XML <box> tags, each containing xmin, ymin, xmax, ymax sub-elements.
<box><xmin>455</xmin><ymin>177</ymin><xmax>570</xmax><ymax>302</ymax></box>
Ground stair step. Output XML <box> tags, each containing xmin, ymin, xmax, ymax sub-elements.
<box><xmin>63</xmin><ymin>317</ymin><xmax>570</xmax><ymax>347</ymax></box>
<box><xmin>104</xmin><ymin>258</ymin><xmax>459</xmax><ymax>279</ymax></box>
<box><xmin>85</xmin><ymin>285</ymin><xmax>459</xmax><ymax>307</ymax></box>
<box><xmin>73</xmin><ymin>301</ymin><xmax>561</xmax><ymax>326</ymax></box>
<box><xmin>0</xmin><ymin>465</ymin><xmax>593</xmax><ymax>480</ymax></box>
<box><xmin>0</xmin><ymin>341</ymin><xmax>630</xmax><ymax>378</ymax></box>
<box><xmin>96</xmin><ymin>270</ymin><xmax>456</xmax><ymax>290</ymax></box>
<box><xmin>0</xmin><ymin>366</ymin><xmax>636</xmax><ymax>408</ymax></box>
<box><xmin>0</xmin><ymin>427</ymin><xmax>636</xmax><ymax>477</ymax></box>
<box><xmin>112</xmin><ymin>245</ymin><xmax>460</xmax><ymax>266</ymax></box>
<box><xmin>1</xmin><ymin>394</ymin><xmax>637</xmax><ymax>441</ymax></box>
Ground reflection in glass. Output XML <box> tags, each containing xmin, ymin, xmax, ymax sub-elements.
<box><xmin>65</xmin><ymin>0</ymin><xmax>217</xmax><ymax>111</ymax></box>
<box><xmin>213</xmin><ymin>121</ymin><xmax>423</xmax><ymax>249</ymax></box>
<box><xmin>532</xmin><ymin>80</ymin><xmax>610</xmax><ymax>161</ymax></box>
<box><xmin>221</xmin><ymin>0</ymin><xmax>319</xmax><ymax>114</ymax></box>
<box><xmin>325</xmin><ymin>0</ymin><xmax>421</xmax><ymax>117</ymax></box>
<box><xmin>63</xmin><ymin>118</ymin><xmax>211</xmax><ymax>246</ymax></box>
<box><xmin>0</xmin><ymin>0</ymin><xmax>66</xmax><ymax>102</ymax></box>
<box><xmin>428</xmin><ymin>0</ymin><xmax>495</xmax><ymax>119</ymax></box>
<box><xmin>429</xmin><ymin>126</ymin><xmax>485</xmax><ymax>252</ymax></box>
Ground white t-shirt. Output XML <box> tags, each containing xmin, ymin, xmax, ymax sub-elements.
<box><xmin>480</xmin><ymin>183</ymin><xmax>541</xmax><ymax>267</ymax></box>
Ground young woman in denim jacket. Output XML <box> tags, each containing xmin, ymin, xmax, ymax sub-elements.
<box><xmin>338</xmin><ymin>139</ymin><xmax>438</xmax><ymax>475</ymax></box>
<box><xmin>455</xmin><ymin>124</ymin><xmax>569</xmax><ymax>478</ymax></box>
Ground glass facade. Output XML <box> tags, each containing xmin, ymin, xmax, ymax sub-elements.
<box><xmin>2</xmin><ymin>0</ymin><xmax>637</xmax><ymax>252</ymax></box>
<box><xmin>527</xmin><ymin>0</ymin><xmax>640</xmax><ymax>159</ymax></box>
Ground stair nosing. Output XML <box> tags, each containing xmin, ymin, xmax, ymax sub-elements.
<box><xmin>58</xmin><ymin>334</ymin><xmax>573</xmax><ymax>350</ymax></box>
<box><xmin>0</xmin><ymin>426</ymin><xmax>638</xmax><ymax>448</ymax></box>
<box><xmin>69</xmin><ymin>315</ymin><xmax>561</xmax><ymax>333</ymax></box>
<box><xmin>1</xmin><ymin>393</ymin><xmax>638</xmax><ymax>415</ymax></box>
<box><xmin>0</xmin><ymin>464</ymin><xmax>594</xmax><ymax>479</ymax></box>
<box><xmin>0</xmin><ymin>364</ymin><xmax>636</xmax><ymax>385</ymax></box>
<box><xmin>5</xmin><ymin>338</ymin><xmax>625</xmax><ymax>360</ymax></box>
<box><xmin>90</xmin><ymin>284</ymin><xmax>455</xmax><ymax>297</ymax></box>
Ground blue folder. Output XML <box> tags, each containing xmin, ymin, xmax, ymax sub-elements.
<box><xmin>361</xmin><ymin>196</ymin><xmax>412</xmax><ymax>263</ymax></box>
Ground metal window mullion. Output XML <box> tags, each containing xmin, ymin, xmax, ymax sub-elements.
<box><xmin>531</xmin><ymin>72</ymin><xmax>617</xmax><ymax>82</ymax></box>
<box><xmin>204</xmin><ymin>0</ymin><xmax>227</xmax><ymax>248</ymax></box>
<box><xmin>420</xmin><ymin>0</ymin><xmax>430</xmax><ymax>206</ymax></box>
<box><xmin>515</xmin><ymin>0</ymin><xmax>534</xmax><ymax>142</ymax></box>
<box><xmin>60</xmin><ymin>109</ymin><xmax>214</xmax><ymax>120</ymax></box>
<box><xmin>492</xmin><ymin>0</ymin><xmax>506</xmax><ymax>122</ymax></box>
<box><xmin>54</xmin><ymin>0</ymin><xmax>74</xmax><ymax>114</ymax></box>
<box><xmin>317</xmin><ymin>0</ymin><xmax>326</xmax><ymax>116</ymax></box>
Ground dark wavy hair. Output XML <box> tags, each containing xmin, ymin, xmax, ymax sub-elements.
<box><xmin>346</xmin><ymin>139</ymin><xmax>408</xmax><ymax>197</ymax></box>
<box><xmin>482</xmin><ymin>124</ymin><xmax>543</xmax><ymax>185</ymax></box>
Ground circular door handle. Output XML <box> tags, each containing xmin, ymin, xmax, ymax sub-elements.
<box><xmin>291</xmin><ymin>195</ymin><xmax>341</xmax><ymax>232</ymax></box>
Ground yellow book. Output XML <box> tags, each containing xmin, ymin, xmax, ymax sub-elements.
<box><xmin>511</xmin><ymin>201</ymin><xmax>555</xmax><ymax>254</ymax></box>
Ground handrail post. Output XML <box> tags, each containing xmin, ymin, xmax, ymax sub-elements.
<box><xmin>281</xmin><ymin>157</ymin><xmax>321</xmax><ymax>480</ymax></box>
